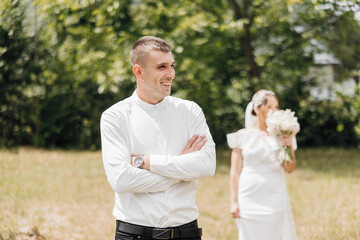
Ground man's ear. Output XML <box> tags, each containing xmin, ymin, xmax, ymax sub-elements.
<box><xmin>132</xmin><ymin>64</ymin><xmax>143</xmax><ymax>80</ymax></box>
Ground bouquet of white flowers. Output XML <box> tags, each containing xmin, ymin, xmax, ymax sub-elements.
<box><xmin>266</xmin><ymin>109</ymin><xmax>300</xmax><ymax>163</ymax></box>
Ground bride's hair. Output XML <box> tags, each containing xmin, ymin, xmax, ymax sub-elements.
<box><xmin>251</xmin><ymin>90</ymin><xmax>277</xmax><ymax>116</ymax></box>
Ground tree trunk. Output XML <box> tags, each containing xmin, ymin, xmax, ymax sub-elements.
<box><xmin>240</xmin><ymin>27</ymin><xmax>261</xmax><ymax>79</ymax></box>
<box><xmin>228</xmin><ymin>0</ymin><xmax>262</xmax><ymax>82</ymax></box>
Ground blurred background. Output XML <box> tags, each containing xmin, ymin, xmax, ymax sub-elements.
<box><xmin>2</xmin><ymin>1</ymin><xmax>360</xmax><ymax>239</ymax></box>
<box><xmin>1</xmin><ymin>0</ymin><xmax>360</xmax><ymax>150</ymax></box>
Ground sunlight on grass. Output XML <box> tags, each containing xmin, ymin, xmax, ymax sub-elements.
<box><xmin>1</xmin><ymin>147</ymin><xmax>360</xmax><ymax>239</ymax></box>
<box><xmin>0</xmin><ymin>148</ymin><xmax>115</xmax><ymax>240</ymax></box>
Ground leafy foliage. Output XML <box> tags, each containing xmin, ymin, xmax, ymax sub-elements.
<box><xmin>1</xmin><ymin>0</ymin><xmax>360</xmax><ymax>149</ymax></box>
<box><xmin>0</xmin><ymin>0</ymin><xmax>36</xmax><ymax>147</ymax></box>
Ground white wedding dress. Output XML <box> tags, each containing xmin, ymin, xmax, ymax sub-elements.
<box><xmin>227</xmin><ymin>128</ymin><xmax>297</xmax><ymax>240</ymax></box>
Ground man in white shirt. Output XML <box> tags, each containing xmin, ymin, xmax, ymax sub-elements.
<box><xmin>100</xmin><ymin>36</ymin><xmax>216</xmax><ymax>240</ymax></box>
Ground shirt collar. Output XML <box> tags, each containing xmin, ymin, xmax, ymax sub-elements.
<box><xmin>132</xmin><ymin>90</ymin><xmax>167</xmax><ymax>111</ymax></box>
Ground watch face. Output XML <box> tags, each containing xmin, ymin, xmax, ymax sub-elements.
<box><xmin>134</xmin><ymin>156</ymin><xmax>143</xmax><ymax>167</ymax></box>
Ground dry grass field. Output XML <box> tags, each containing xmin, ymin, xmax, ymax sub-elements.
<box><xmin>1</xmin><ymin>147</ymin><xmax>360</xmax><ymax>240</ymax></box>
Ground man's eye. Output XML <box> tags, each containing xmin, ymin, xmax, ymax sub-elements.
<box><xmin>159</xmin><ymin>66</ymin><xmax>165</xmax><ymax>69</ymax></box>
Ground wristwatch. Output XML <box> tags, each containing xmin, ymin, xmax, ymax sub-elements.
<box><xmin>133</xmin><ymin>156</ymin><xmax>144</xmax><ymax>169</ymax></box>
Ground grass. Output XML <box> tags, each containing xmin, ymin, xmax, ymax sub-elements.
<box><xmin>1</xmin><ymin>147</ymin><xmax>360</xmax><ymax>240</ymax></box>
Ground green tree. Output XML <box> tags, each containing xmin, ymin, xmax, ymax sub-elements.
<box><xmin>0</xmin><ymin>0</ymin><xmax>37</xmax><ymax>147</ymax></box>
<box><xmin>21</xmin><ymin>0</ymin><xmax>137</xmax><ymax>148</ymax></box>
<box><xmin>322</xmin><ymin>8</ymin><xmax>360</xmax><ymax>90</ymax></box>
<box><xmin>1</xmin><ymin>0</ymin><xmax>360</xmax><ymax>148</ymax></box>
<box><xmin>128</xmin><ymin>0</ymin><xmax>359</xmax><ymax>144</ymax></box>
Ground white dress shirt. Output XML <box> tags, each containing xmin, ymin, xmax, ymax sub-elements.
<box><xmin>100</xmin><ymin>90</ymin><xmax>216</xmax><ymax>227</ymax></box>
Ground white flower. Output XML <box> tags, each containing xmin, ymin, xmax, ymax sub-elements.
<box><xmin>266</xmin><ymin>109</ymin><xmax>300</xmax><ymax>163</ymax></box>
<box><xmin>266</xmin><ymin>109</ymin><xmax>300</xmax><ymax>137</ymax></box>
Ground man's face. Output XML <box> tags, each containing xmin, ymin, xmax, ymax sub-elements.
<box><xmin>138</xmin><ymin>50</ymin><xmax>175</xmax><ymax>104</ymax></box>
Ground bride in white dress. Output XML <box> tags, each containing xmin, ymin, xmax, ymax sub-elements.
<box><xmin>227</xmin><ymin>90</ymin><xmax>297</xmax><ymax>240</ymax></box>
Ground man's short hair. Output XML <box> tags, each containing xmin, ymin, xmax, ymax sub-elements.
<box><xmin>130</xmin><ymin>36</ymin><xmax>172</xmax><ymax>66</ymax></box>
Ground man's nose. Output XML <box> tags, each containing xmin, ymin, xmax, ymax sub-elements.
<box><xmin>166</xmin><ymin>68</ymin><xmax>175</xmax><ymax>80</ymax></box>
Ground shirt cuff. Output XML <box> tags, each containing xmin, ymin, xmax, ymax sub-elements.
<box><xmin>149</xmin><ymin>154</ymin><xmax>168</xmax><ymax>176</ymax></box>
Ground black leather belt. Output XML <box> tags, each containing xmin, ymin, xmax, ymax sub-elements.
<box><xmin>116</xmin><ymin>220</ymin><xmax>202</xmax><ymax>239</ymax></box>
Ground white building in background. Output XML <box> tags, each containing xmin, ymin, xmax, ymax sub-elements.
<box><xmin>308</xmin><ymin>52</ymin><xmax>357</xmax><ymax>100</ymax></box>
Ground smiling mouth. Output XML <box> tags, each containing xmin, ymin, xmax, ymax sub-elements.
<box><xmin>161</xmin><ymin>81</ymin><xmax>171</xmax><ymax>87</ymax></box>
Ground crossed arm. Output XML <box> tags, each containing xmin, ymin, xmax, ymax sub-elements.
<box><xmin>100</xmin><ymin>107</ymin><xmax>215</xmax><ymax>195</ymax></box>
<box><xmin>131</xmin><ymin>134</ymin><xmax>208</xmax><ymax>170</ymax></box>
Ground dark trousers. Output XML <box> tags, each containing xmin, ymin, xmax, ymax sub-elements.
<box><xmin>115</xmin><ymin>219</ymin><xmax>202</xmax><ymax>240</ymax></box>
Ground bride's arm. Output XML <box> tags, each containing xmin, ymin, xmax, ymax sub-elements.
<box><xmin>280</xmin><ymin>135</ymin><xmax>296</xmax><ymax>173</ymax></box>
<box><xmin>229</xmin><ymin>148</ymin><xmax>243</xmax><ymax>218</ymax></box>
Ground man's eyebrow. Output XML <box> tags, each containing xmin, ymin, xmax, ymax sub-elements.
<box><xmin>156</xmin><ymin>61</ymin><xmax>176</xmax><ymax>66</ymax></box>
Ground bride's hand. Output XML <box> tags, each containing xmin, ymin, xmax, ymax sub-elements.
<box><xmin>230</xmin><ymin>202</ymin><xmax>240</xmax><ymax>218</ymax></box>
<box><xmin>280</xmin><ymin>135</ymin><xmax>292</xmax><ymax>148</ymax></box>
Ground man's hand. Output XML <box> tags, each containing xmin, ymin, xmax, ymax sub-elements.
<box><xmin>181</xmin><ymin>134</ymin><xmax>207</xmax><ymax>155</ymax></box>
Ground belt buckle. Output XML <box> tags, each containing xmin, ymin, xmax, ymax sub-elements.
<box><xmin>152</xmin><ymin>228</ymin><xmax>174</xmax><ymax>239</ymax></box>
